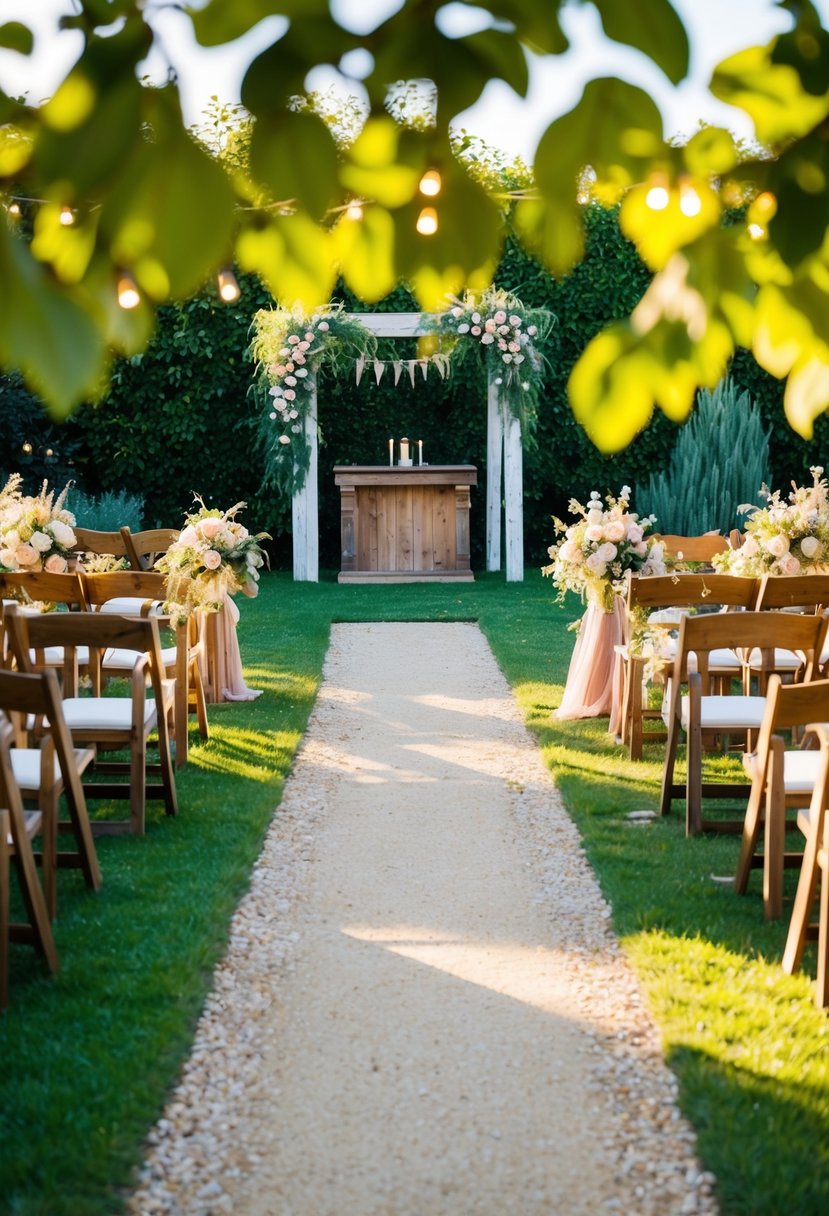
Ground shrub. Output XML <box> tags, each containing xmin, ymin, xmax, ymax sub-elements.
<box><xmin>68</xmin><ymin>487</ymin><xmax>145</xmax><ymax>532</ymax></box>
<box><xmin>636</xmin><ymin>377</ymin><xmax>771</xmax><ymax>534</ymax></box>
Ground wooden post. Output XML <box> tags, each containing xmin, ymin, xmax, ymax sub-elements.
<box><xmin>486</xmin><ymin>370</ymin><xmax>503</xmax><ymax>572</ymax></box>
<box><xmin>291</xmin><ymin>372</ymin><xmax>319</xmax><ymax>582</ymax></box>
<box><xmin>503</xmin><ymin>400</ymin><xmax>524</xmax><ymax>582</ymax></box>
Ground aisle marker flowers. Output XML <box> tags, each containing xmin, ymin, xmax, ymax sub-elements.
<box><xmin>154</xmin><ymin>498</ymin><xmax>269</xmax><ymax>618</ymax></box>
<box><xmin>712</xmin><ymin>466</ymin><xmax>829</xmax><ymax>577</ymax></box>
<box><xmin>0</xmin><ymin>474</ymin><xmax>77</xmax><ymax>573</ymax></box>
<box><xmin>542</xmin><ymin>487</ymin><xmax>667</xmax><ymax>611</ymax></box>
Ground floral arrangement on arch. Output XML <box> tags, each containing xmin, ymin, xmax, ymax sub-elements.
<box><xmin>542</xmin><ymin>487</ymin><xmax>668</xmax><ymax>612</ymax></box>
<box><xmin>712</xmin><ymin>466</ymin><xmax>829</xmax><ymax>578</ymax></box>
<box><xmin>154</xmin><ymin>498</ymin><xmax>270</xmax><ymax>618</ymax></box>
<box><xmin>249</xmin><ymin>302</ymin><xmax>377</xmax><ymax>496</ymax></box>
<box><xmin>424</xmin><ymin>287</ymin><xmax>554</xmax><ymax>425</ymax></box>
<box><xmin>0</xmin><ymin>473</ymin><xmax>77</xmax><ymax>573</ymax></box>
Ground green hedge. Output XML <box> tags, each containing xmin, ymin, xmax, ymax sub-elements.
<box><xmin>2</xmin><ymin>206</ymin><xmax>826</xmax><ymax>569</ymax></box>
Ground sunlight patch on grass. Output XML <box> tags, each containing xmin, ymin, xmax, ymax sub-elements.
<box><xmin>188</xmin><ymin>726</ymin><xmax>301</xmax><ymax>782</ymax></box>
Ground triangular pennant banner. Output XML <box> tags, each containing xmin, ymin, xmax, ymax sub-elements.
<box><xmin>393</xmin><ymin>360</ymin><xmax>403</xmax><ymax>385</ymax></box>
<box><xmin>408</xmin><ymin>360</ymin><xmax>417</xmax><ymax>388</ymax></box>
<box><xmin>374</xmin><ymin>359</ymin><xmax>385</xmax><ymax>385</ymax></box>
<box><xmin>355</xmin><ymin>355</ymin><xmax>365</xmax><ymax>386</ymax></box>
<box><xmin>420</xmin><ymin>360</ymin><xmax>429</xmax><ymax>381</ymax></box>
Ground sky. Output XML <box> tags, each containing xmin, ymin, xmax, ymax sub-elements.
<box><xmin>0</xmin><ymin>0</ymin><xmax>827</xmax><ymax>156</ymax></box>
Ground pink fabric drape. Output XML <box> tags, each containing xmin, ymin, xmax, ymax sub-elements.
<box><xmin>219</xmin><ymin>593</ymin><xmax>263</xmax><ymax>702</ymax></box>
<box><xmin>556</xmin><ymin>598</ymin><xmax>625</xmax><ymax>734</ymax></box>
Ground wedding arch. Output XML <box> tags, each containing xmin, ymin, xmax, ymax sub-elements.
<box><xmin>249</xmin><ymin>293</ymin><xmax>554</xmax><ymax>583</ymax></box>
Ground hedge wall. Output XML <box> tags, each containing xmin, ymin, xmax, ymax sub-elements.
<box><xmin>3</xmin><ymin>205</ymin><xmax>827</xmax><ymax>570</ymax></box>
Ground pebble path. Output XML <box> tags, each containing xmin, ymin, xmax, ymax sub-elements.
<box><xmin>128</xmin><ymin>622</ymin><xmax>719</xmax><ymax>1216</ymax></box>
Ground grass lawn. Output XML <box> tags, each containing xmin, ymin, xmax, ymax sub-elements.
<box><xmin>1</xmin><ymin>570</ymin><xmax>828</xmax><ymax>1215</ymax></box>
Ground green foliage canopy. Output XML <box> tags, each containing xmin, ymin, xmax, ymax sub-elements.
<box><xmin>3</xmin><ymin>0</ymin><xmax>829</xmax><ymax>453</ymax></box>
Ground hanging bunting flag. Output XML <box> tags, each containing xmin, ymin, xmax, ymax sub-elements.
<box><xmin>393</xmin><ymin>360</ymin><xmax>403</xmax><ymax>385</ymax></box>
<box><xmin>408</xmin><ymin>360</ymin><xmax>417</xmax><ymax>388</ymax></box>
<box><xmin>374</xmin><ymin>359</ymin><xmax>385</xmax><ymax>385</ymax></box>
<box><xmin>355</xmin><ymin>355</ymin><xmax>365</xmax><ymax>386</ymax></box>
<box><xmin>420</xmin><ymin>360</ymin><xmax>429</xmax><ymax>380</ymax></box>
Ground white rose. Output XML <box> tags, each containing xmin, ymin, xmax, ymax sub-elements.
<box><xmin>31</xmin><ymin>530</ymin><xmax>53</xmax><ymax>553</ymax></box>
<box><xmin>585</xmin><ymin>553</ymin><xmax>606</xmax><ymax>575</ymax></box>
<box><xmin>586</xmin><ymin>508</ymin><xmax>603</xmax><ymax>526</ymax></box>
<box><xmin>585</xmin><ymin>525</ymin><xmax>604</xmax><ymax>543</ymax></box>
<box><xmin>596</xmin><ymin>542</ymin><xmax>618</xmax><ymax>563</ymax></box>
<box><xmin>800</xmin><ymin>535</ymin><xmax>820</xmax><ymax>558</ymax></box>
<box><xmin>48</xmin><ymin>519</ymin><xmax>76</xmax><ymax>548</ymax></box>
<box><xmin>765</xmin><ymin>533</ymin><xmax>789</xmax><ymax>558</ymax></box>
<box><xmin>604</xmin><ymin>520</ymin><xmax>626</xmax><ymax>543</ymax></box>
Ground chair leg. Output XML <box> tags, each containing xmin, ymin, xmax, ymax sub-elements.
<box><xmin>763</xmin><ymin>738</ymin><xmax>786</xmax><ymax>920</ymax></box>
<box><xmin>0</xmin><ymin>809</ymin><xmax>9</xmax><ymax>1009</ymax></box>
<box><xmin>686</xmin><ymin>675</ymin><xmax>703</xmax><ymax>836</ymax></box>
<box><xmin>130</xmin><ymin>736</ymin><xmax>146</xmax><ymax>836</ymax></box>
<box><xmin>782</xmin><ymin>808</ymin><xmax>825</xmax><ymax>974</ymax></box>
<box><xmin>816</xmin><ymin>835</ymin><xmax>829</xmax><ymax>1008</ymax></box>
<box><xmin>735</xmin><ymin>771</ymin><xmax>766</xmax><ymax>896</ymax></box>
<box><xmin>191</xmin><ymin>658</ymin><xmax>209</xmax><ymax>740</ymax></box>
<box><xmin>629</xmin><ymin>661</ymin><xmax>644</xmax><ymax>761</ymax></box>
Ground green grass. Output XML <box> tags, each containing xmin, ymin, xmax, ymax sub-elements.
<box><xmin>1</xmin><ymin>571</ymin><xmax>828</xmax><ymax>1215</ymax></box>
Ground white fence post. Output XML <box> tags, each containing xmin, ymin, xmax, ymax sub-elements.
<box><xmin>503</xmin><ymin>400</ymin><xmax>524</xmax><ymax>582</ymax></box>
<box><xmin>291</xmin><ymin>372</ymin><xmax>319</xmax><ymax>582</ymax></box>
<box><xmin>486</xmin><ymin>370</ymin><xmax>503</xmax><ymax>573</ymax></box>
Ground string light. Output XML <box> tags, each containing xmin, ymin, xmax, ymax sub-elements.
<box><xmin>59</xmin><ymin>204</ymin><xmax>75</xmax><ymax>226</ymax></box>
<box><xmin>748</xmin><ymin>223</ymin><xmax>765</xmax><ymax>240</ymax></box>
<box><xmin>345</xmin><ymin>201</ymin><xmax>364</xmax><ymax>221</ymax></box>
<box><xmin>416</xmin><ymin>206</ymin><xmax>438</xmax><ymax>235</ymax></box>
<box><xmin>679</xmin><ymin>185</ymin><xmax>702</xmax><ymax>217</ymax></box>
<box><xmin>418</xmin><ymin>169</ymin><xmax>442</xmax><ymax>197</ymax></box>
<box><xmin>21</xmin><ymin>441</ymin><xmax>32</xmax><ymax>454</ymax></box>
<box><xmin>7</xmin><ymin>200</ymin><xmax>20</xmax><ymax>218</ymax></box>
<box><xmin>217</xmin><ymin>267</ymin><xmax>240</xmax><ymax>302</ymax></box>
<box><xmin>645</xmin><ymin>185</ymin><xmax>670</xmax><ymax>211</ymax></box>
<box><xmin>116</xmin><ymin>271</ymin><xmax>141</xmax><ymax>310</ymax></box>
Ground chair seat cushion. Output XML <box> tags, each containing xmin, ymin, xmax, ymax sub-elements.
<box><xmin>681</xmin><ymin>694</ymin><xmax>767</xmax><ymax>730</ymax></box>
<box><xmin>11</xmin><ymin>748</ymin><xmax>62</xmax><ymax>789</ymax></box>
<box><xmin>743</xmin><ymin>748</ymin><xmax>825</xmax><ymax>794</ymax></box>
<box><xmin>31</xmin><ymin>645</ymin><xmax>91</xmax><ymax>666</ymax></box>
<box><xmin>61</xmin><ymin>697</ymin><xmax>156</xmax><ymax>732</ymax></box>
<box><xmin>102</xmin><ymin>645</ymin><xmax>176</xmax><ymax>671</ymax></box>
<box><xmin>97</xmin><ymin>597</ymin><xmax>165</xmax><ymax>617</ymax></box>
<box><xmin>745</xmin><ymin>647</ymin><xmax>806</xmax><ymax>672</ymax></box>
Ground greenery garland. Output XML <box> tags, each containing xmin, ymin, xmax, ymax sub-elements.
<box><xmin>249</xmin><ymin>302</ymin><xmax>377</xmax><ymax>497</ymax></box>
<box><xmin>422</xmin><ymin>288</ymin><xmax>555</xmax><ymax>432</ymax></box>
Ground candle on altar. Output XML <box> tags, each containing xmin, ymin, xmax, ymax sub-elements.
<box><xmin>400</xmin><ymin>437</ymin><xmax>410</xmax><ymax>462</ymax></box>
<box><xmin>388</xmin><ymin>438</ymin><xmax>394</xmax><ymax>466</ymax></box>
<box><xmin>418</xmin><ymin>439</ymin><xmax>423</xmax><ymax>465</ymax></box>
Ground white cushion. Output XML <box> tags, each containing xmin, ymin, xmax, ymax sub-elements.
<box><xmin>97</xmin><ymin>597</ymin><xmax>164</xmax><ymax>617</ymax></box>
<box><xmin>745</xmin><ymin>647</ymin><xmax>805</xmax><ymax>672</ymax></box>
<box><xmin>61</xmin><ymin>697</ymin><xmax>156</xmax><ymax>732</ymax></box>
<box><xmin>30</xmin><ymin>645</ymin><xmax>91</xmax><ymax>666</ymax></box>
<box><xmin>101</xmin><ymin>645</ymin><xmax>176</xmax><ymax>671</ymax></box>
<box><xmin>647</xmin><ymin>608</ymin><xmax>689</xmax><ymax>625</ymax></box>
<box><xmin>681</xmin><ymin>694</ymin><xmax>767</xmax><ymax>731</ymax></box>
<box><xmin>11</xmin><ymin>748</ymin><xmax>61</xmax><ymax>789</ymax></box>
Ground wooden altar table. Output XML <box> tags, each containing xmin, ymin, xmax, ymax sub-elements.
<box><xmin>333</xmin><ymin>465</ymin><xmax>476</xmax><ymax>584</ymax></box>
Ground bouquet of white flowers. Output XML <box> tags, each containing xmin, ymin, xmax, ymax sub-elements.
<box><xmin>712</xmin><ymin>466</ymin><xmax>829</xmax><ymax>577</ymax></box>
<box><xmin>0</xmin><ymin>475</ymin><xmax>77</xmax><ymax>573</ymax></box>
<box><xmin>542</xmin><ymin>487</ymin><xmax>667</xmax><ymax>611</ymax></box>
<box><xmin>154</xmin><ymin>499</ymin><xmax>269</xmax><ymax>617</ymax></box>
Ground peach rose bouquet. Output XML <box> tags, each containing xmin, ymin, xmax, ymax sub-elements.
<box><xmin>542</xmin><ymin>486</ymin><xmax>667</xmax><ymax>611</ymax></box>
<box><xmin>0</xmin><ymin>474</ymin><xmax>77</xmax><ymax>573</ymax></box>
<box><xmin>712</xmin><ymin>466</ymin><xmax>829</xmax><ymax>578</ymax></box>
<box><xmin>155</xmin><ymin>497</ymin><xmax>269</xmax><ymax>617</ymax></box>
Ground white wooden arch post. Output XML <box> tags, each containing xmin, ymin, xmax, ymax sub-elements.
<box><xmin>291</xmin><ymin>312</ymin><xmax>523</xmax><ymax>581</ymax></box>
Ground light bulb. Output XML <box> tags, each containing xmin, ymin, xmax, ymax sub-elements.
<box><xmin>21</xmin><ymin>441</ymin><xmax>32</xmax><ymax>454</ymax></box>
<box><xmin>416</xmin><ymin>206</ymin><xmax>438</xmax><ymax>235</ymax></box>
<box><xmin>217</xmin><ymin>267</ymin><xmax>240</xmax><ymax>302</ymax></box>
<box><xmin>45</xmin><ymin>448</ymin><xmax>54</xmax><ymax>458</ymax></box>
<box><xmin>645</xmin><ymin>185</ymin><xmax>669</xmax><ymax>211</ymax></box>
<box><xmin>419</xmin><ymin>169</ymin><xmax>442</xmax><ymax>197</ymax></box>
<box><xmin>679</xmin><ymin>186</ymin><xmax>702</xmax><ymax>217</ymax></box>
<box><xmin>748</xmin><ymin>222</ymin><xmax>765</xmax><ymax>241</ymax></box>
<box><xmin>59</xmin><ymin>204</ymin><xmax>75</xmax><ymax>226</ymax></box>
<box><xmin>117</xmin><ymin>271</ymin><xmax>141</xmax><ymax>310</ymax></box>
<box><xmin>346</xmin><ymin>201</ymin><xmax>364</xmax><ymax>221</ymax></box>
<box><xmin>7</xmin><ymin>200</ymin><xmax>21</xmax><ymax>218</ymax></box>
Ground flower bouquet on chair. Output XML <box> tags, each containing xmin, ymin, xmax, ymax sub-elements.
<box><xmin>0</xmin><ymin>475</ymin><xmax>77</xmax><ymax>574</ymax></box>
<box><xmin>542</xmin><ymin>487</ymin><xmax>667</xmax><ymax>725</ymax></box>
<box><xmin>712</xmin><ymin>466</ymin><xmax>829</xmax><ymax>577</ymax></box>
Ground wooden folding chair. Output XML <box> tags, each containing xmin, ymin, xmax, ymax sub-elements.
<box><xmin>659</xmin><ymin>611</ymin><xmax>828</xmax><ymax>836</ymax></box>
<box><xmin>0</xmin><ymin>570</ymin><xmax>92</xmax><ymax>685</ymax></box>
<box><xmin>71</xmin><ymin>527</ymin><xmax>132</xmax><ymax>568</ymax></box>
<box><xmin>82</xmin><ymin>570</ymin><xmax>209</xmax><ymax>767</ymax></box>
<box><xmin>655</xmin><ymin>534</ymin><xmax>729</xmax><ymax>565</ymax></box>
<box><xmin>746</xmin><ymin>574</ymin><xmax>829</xmax><ymax>693</ymax></box>
<box><xmin>5</xmin><ymin>608</ymin><xmax>177</xmax><ymax>836</ymax></box>
<box><xmin>734</xmin><ymin>676</ymin><xmax>829</xmax><ymax>919</ymax></box>
<box><xmin>0</xmin><ymin>668</ymin><xmax>101</xmax><ymax>918</ymax></box>
<box><xmin>781</xmin><ymin>721</ymin><xmax>829</xmax><ymax>1007</ymax></box>
<box><xmin>0</xmin><ymin>715</ymin><xmax>58</xmax><ymax>1007</ymax></box>
<box><xmin>618</xmin><ymin>573</ymin><xmax>758</xmax><ymax>760</ymax></box>
<box><xmin>120</xmin><ymin>527</ymin><xmax>179</xmax><ymax>572</ymax></box>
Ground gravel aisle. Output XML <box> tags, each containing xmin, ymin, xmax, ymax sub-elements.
<box><xmin>129</xmin><ymin>622</ymin><xmax>718</xmax><ymax>1216</ymax></box>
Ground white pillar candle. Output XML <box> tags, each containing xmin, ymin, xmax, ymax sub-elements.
<box><xmin>418</xmin><ymin>439</ymin><xmax>423</xmax><ymax>465</ymax></box>
<box><xmin>400</xmin><ymin>437</ymin><xmax>410</xmax><ymax>462</ymax></box>
<box><xmin>388</xmin><ymin>437</ymin><xmax>394</xmax><ymax>466</ymax></box>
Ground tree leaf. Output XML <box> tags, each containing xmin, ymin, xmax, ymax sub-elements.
<box><xmin>593</xmin><ymin>0</ymin><xmax>689</xmax><ymax>85</ymax></box>
<box><xmin>620</xmin><ymin>180</ymin><xmax>720</xmax><ymax>270</ymax></box>
<box><xmin>784</xmin><ymin>352</ymin><xmax>829</xmax><ymax>436</ymax></box>
<box><xmin>0</xmin><ymin>21</ymin><xmax>33</xmax><ymax>55</ymax></box>
<box><xmin>249</xmin><ymin>111</ymin><xmax>340</xmax><ymax>219</ymax></box>
<box><xmin>189</xmin><ymin>0</ymin><xmax>329</xmax><ymax>48</ymax></box>
<box><xmin>711</xmin><ymin>43</ymin><xmax>829</xmax><ymax>147</ymax></box>
<box><xmin>472</xmin><ymin>0</ymin><xmax>569</xmax><ymax>55</ymax></box>
<box><xmin>241</xmin><ymin>17</ymin><xmax>355</xmax><ymax>116</ymax></box>
<box><xmin>236</xmin><ymin>212</ymin><xmax>335</xmax><ymax>308</ymax></box>
<box><xmin>333</xmin><ymin>207</ymin><xmax>397</xmax><ymax>304</ymax></box>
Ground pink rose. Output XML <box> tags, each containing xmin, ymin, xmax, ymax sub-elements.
<box><xmin>604</xmin><ymin>520</ymin><xmax>626</xmax><ymax>543</ymax></box>
<box><xmin>44</xmin><ymin>553</ymin><xmax>68</xmax><ymax>573</ymax></box>
<box><xmin>199</xmin><ymin>518</ymin><xmax>223</xmax><ymax>540</ymax></box>
<box><xmin>15</xmin><ymin>544</ymin><xmax>39</xmax><ymax>567</ymax></box>
<box><xmin>781</xmin><ymin>553</ymin><xmax>801</xmax><ymax>575</ymax></box>
<box><xmin>627</xmin><ymin>524</ymin><xmax>644</xmax><ymax>544</ymax></box>
<box><xmin>585</xmin><ymin>553</ymin><xmax>607</xmax><ymax>575</ymax></box>
<box><xmin>202</xmin><ymin>549</ymin><xmax>222</xmax><ymax>570</ymax></box>
<box><xmin>585</xmin><ymin>525</ymin><xmax>604</xmax><ymax>543</ymax></box>
<box><xmin>596</xmin><ymin>542</ymin><xmax>617</xmax><ymax>563</ymax></box>
<box><xmin>493</xmin><ymin>310</ymin><xmax>507</xmax><ymax>324</ymax></box>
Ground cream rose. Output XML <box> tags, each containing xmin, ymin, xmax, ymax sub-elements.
<box><xmin>15</xmin><ymin>543</ymin><xmax>39</xmax><ymax>567</ymax></box>
<box><xmin>199</xmin><ymin>518</ymin><xmax>224</xmax><ymax>541</ymax></box>
<box><xmin>765</xmin><ymin>533</ymin><xmax>790</xmax><ymax>558</ymax></box>
<box><xmin>596</xmin><ymin>542</ymin><xmax>618</xmax><ymax>563</ymax></box>
<box><xmin>586</xmin><ymin>508</ymin><xmax>604</xmax><ymax>526</ymax></box>
<box><xmin>800</xmin><ymin>535</ymin><xmax>820</xmax><ymax>559</ymax></box>
<box><xmin>44</xmin><ymin>553</ymin><xmax>68</xmax><ymax>574</ymax></box>
<box><xmin>585</xmin><ymin>525</ymin><xmax>604</xmax><ymax>543</ymax></box>
<box><xmin>604</xmin><ymin>520</ymin><xmax>626</xmax><ymax>543</ymax></box>
<box><xmin>781</xmin><ymin>553</ymin><xmax>801</xmax><ymax>575</ymax></box>
<box><xmin>585</xmin><ymin>553</ymin><xmax>607</xmax><ymax>576</ymax></box>
<box><xmin>202</xmin><ymin>549</ymin><xmax>222</xmax><ymax>570</ymax></box>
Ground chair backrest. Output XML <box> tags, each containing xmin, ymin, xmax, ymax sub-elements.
<box><xmin>5</xmin><ymin>607</ymin><xmax>169</xmax><ymax>701</ymax></box>
<box><xmin>0</xmin><ymin>667</ymin><xmax>87</xmax><ymax>815</ymax></box>
<box><xmin>121</xmin><ymin>527</ymin><xmax>179</xmax><ymax>571</ymax></box>
<box><xmin>0</xmin><ymin>570</ymin><xmax>88</xmax><ymax>609</ymax></box>
<box><xmin>627</xmin><ymin>571</ymin><xmax>758</xmax><ymax>614</ymax></box>
<box><xmin>654</xmin><ymin>534</ymin><xmax>729</xmax><ymax>563</ymax></box>
<box><xmin>81</xmin><ymin>570</ymin><xmax>169</xmax><ymax>612</ymax></box>
<box><xmin>72</xmin><ymin>528</ymin><xmax>131</xmax><ymax>559</ymax></box>
<box><xmin>753</xmin><ymin>675</ymin><xmax>829</xmax><ymax>765</ymax></box>
<box><xmin>755</xmin><ymin>573</ymin><xmax>829</xmax><ymax>613</ymax></box>
<box><xmin>671</xmin><ymin>610</ymin><xmax>829</xmax><ymax>690</ymax></box>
